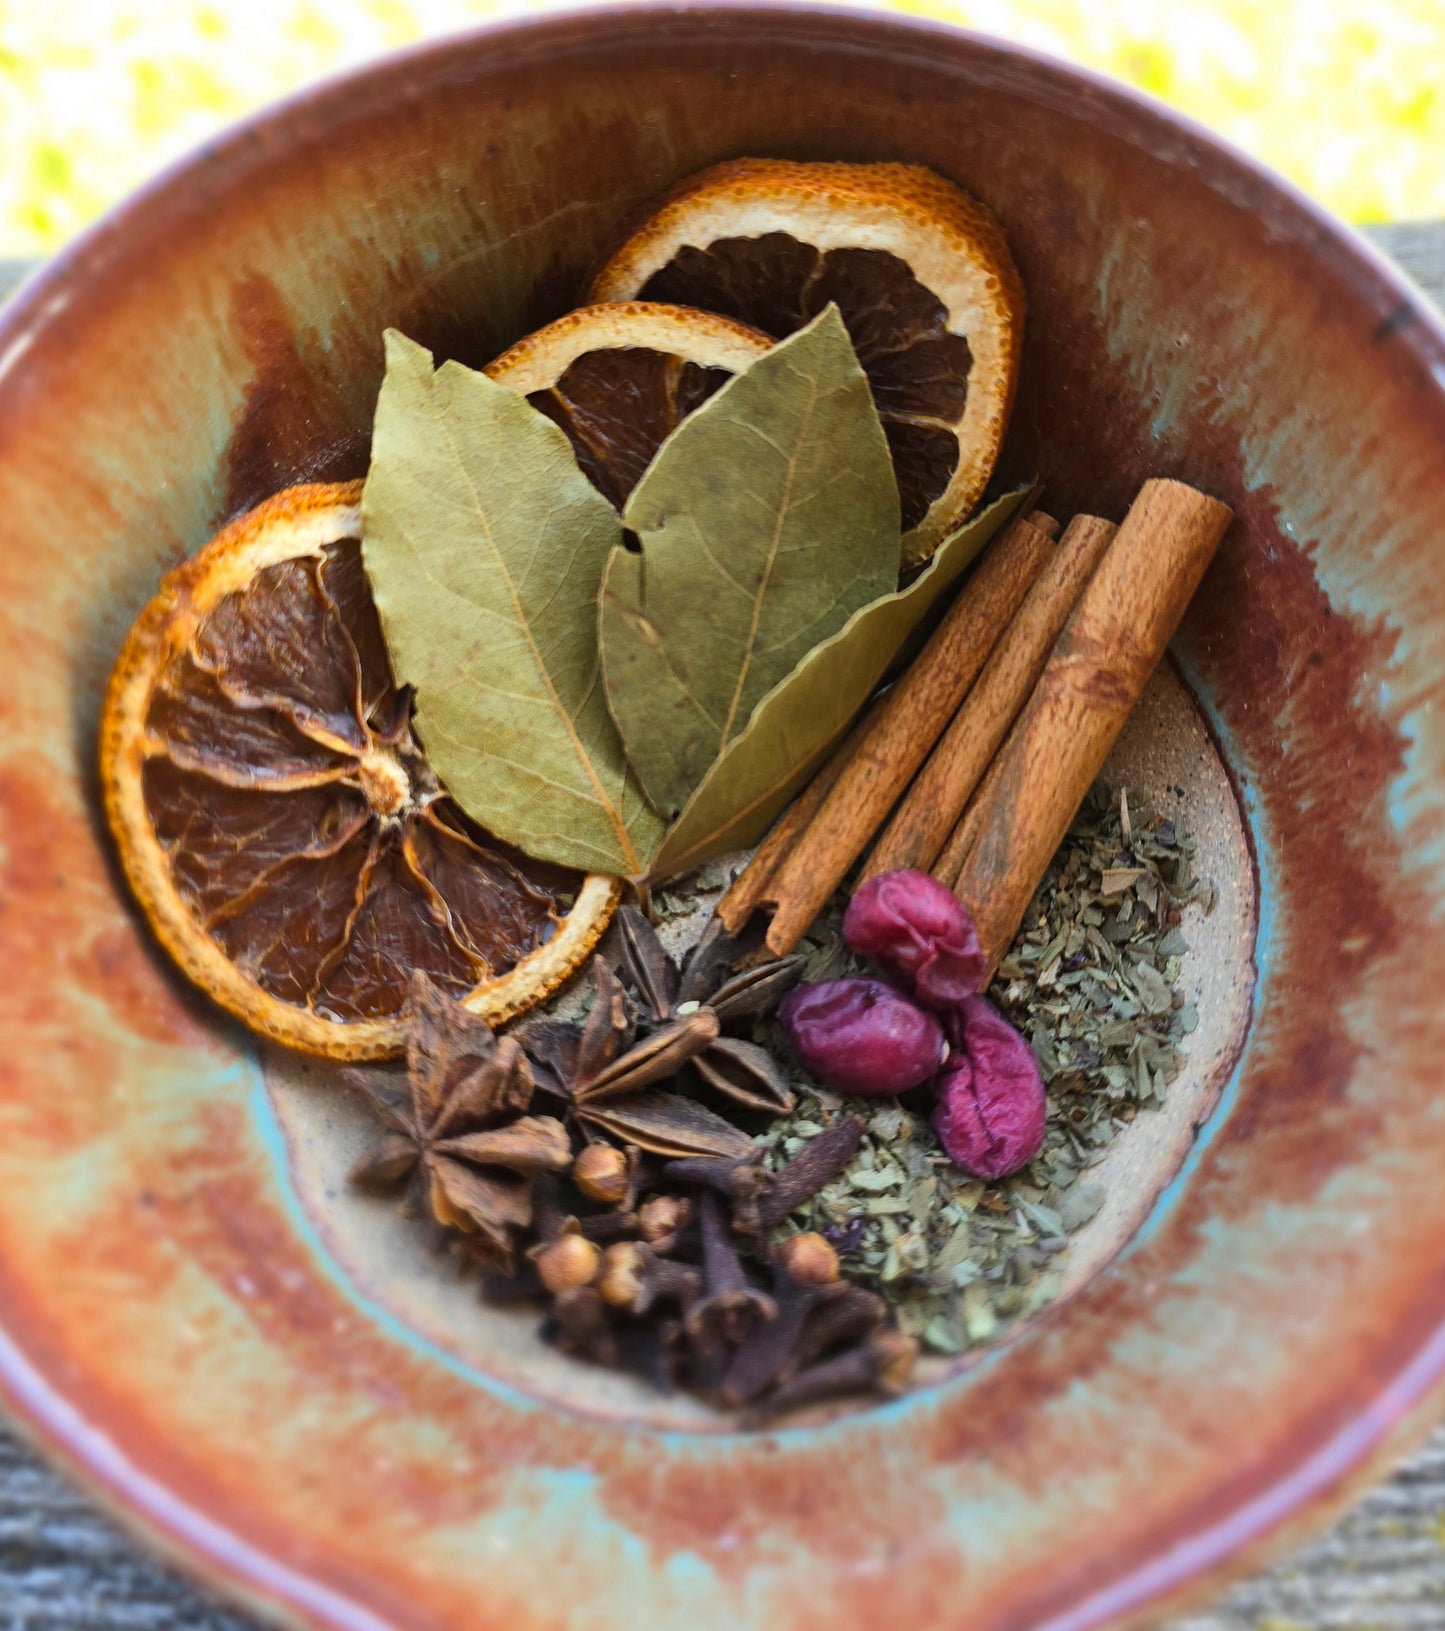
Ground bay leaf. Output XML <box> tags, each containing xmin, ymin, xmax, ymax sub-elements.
<box><xmin>361</xmin><ymin>330</ymin><xmax>663</xmax><ymax>877</ymax></box>
<box><xmin>647</xmin><ymin>485</ymin><xmax>1029</xmax><ymax>881</ymax></box>
<box><xmin>600</xmin><ymin>306</ymin><xmax>899</xmax><ymax>819</ymax></box>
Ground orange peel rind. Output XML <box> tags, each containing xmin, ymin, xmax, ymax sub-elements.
<box><xmin>100</xmin><ymin>481</ymin><xmax>618</xmax><ymax>1060</ymax></box>
<box><xmin>589</xmin><ymin>159</ymin><xmax>1025</xmax><ymax>565</ymax></box>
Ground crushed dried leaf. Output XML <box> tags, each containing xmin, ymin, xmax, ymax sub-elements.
<box><xmin>754</xmin><ymin>784</ymin><xmax>1214</xmax><ymax>1355</ymax></box>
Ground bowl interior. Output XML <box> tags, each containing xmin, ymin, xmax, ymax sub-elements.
<box><xmin>2</xmin><ymin>9</ymin><xmax>1445</xmax><ymax>1631</ymax></box>
<box><xmin>263</xmin><ymin>656</ymin><xmax>1257</xmax><ymax>1428</ymax></box>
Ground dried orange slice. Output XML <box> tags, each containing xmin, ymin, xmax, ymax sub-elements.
<box><xmin>484</xmin><ymin>301</ymin><xmax>772</xmax><ymax>508</ymax></box>
<box><xmin>100</xmin><ymin>481</ymin><xmax>618</xmax><ymax>1060</ymax></box>
<box><xmin>587</xmin><ymin>160</ymin><xmax>1024</xmax><ymax>565</ymax></box>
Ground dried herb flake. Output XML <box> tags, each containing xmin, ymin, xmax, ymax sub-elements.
<box><xmin>756</xmin><ymin>783</ymin><xmax>1214</xmax><ymax>1355</ymax></box>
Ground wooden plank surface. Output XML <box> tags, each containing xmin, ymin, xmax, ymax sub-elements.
<box><xmin>0</xmin><ymin>221</ymin><xmax>1443</xmax><ymax>1630</ymax></box>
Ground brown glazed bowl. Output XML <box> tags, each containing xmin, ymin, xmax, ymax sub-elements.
<box><xmin>2</xmin><ymin>7</ymin><xmax>1445</xmax><ymax>1629</ymax></box>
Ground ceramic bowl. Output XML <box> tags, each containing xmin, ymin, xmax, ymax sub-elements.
<box><xmin>1</xmin><ymin>7</ymin><xmax>1444</xmax><ymax>1629</ymax></box>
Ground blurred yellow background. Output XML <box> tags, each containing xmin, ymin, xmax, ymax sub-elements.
<box><xmin>1</xmin><ymin>0</ymin><xmax>1441</xmax><ymax>256</ymax></box>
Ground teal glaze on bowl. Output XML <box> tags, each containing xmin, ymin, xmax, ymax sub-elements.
<box><xmin>257</xmin><ymin>654</ymin><xmax>1258</xmax><ymax>1433</ymax></box>
<box><xmin>0</xmin><ymin>8</ymin><xmax>1443</xmax><ymax>1630</ymax></box>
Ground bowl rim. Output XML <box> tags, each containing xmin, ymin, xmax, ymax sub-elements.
<box><xmin>2</xmin><ymin>7</ymin><xmax>1444</xmax><ymax>1630</ymax></box>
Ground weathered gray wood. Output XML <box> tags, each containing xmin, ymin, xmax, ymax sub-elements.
<box><xmin>1368</xmin><ymin>222</ymin><xmax>1445</xmax><ymax>303</ymax></box>
<box><xmin>0</xmin><ymin>223</ymin><xmax>1442</xmax><ymax>1629</ymax></box>
<box><xmin>0</xmin><ymin>260</ymin><xmax>33</xmax><ymax>304</ymax></box>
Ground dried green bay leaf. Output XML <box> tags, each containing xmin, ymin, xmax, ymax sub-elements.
<box><xmin>600</xmin><ymin>307</ymin><xmax>900</xmax><ymax>820</ymax></box>
<box><xmin>361</xmin><ymin>330</ymin><xmax>663</xmax><ymax>877</ymax></box>
<box><xmin>647</xmin><ymin>485</ymin><xmax>1029</xmax><ymax>881</ymax></box>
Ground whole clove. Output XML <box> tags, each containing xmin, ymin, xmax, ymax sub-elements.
<box><xmin>691</xmin><ymin>1193</ymin><xmax>778</xmax><ymax>1340</ymax></box>
<box><xmin>791</xmin><ymin>1284</ymin><xmax>890</xmax><ymax>1371</ymax></box>
<box><xmin>531</xmin><ymin>1228</ymin><xmax>601</xmax><ymax>1294</ymax></box>
<box><xmin>776</xmin><ymin>1231</ymin><xmax>840</xmax><ymax>1286</ymax></box>
<box><xmin>594</xmin><ymin>1240</ymin><xmax>701</xmax><ymax>1316</ymax></box>
<box><xmin>572</xmin><ymin>1142</ymin><xmax>638</xmax><ymax>1206</ymax></box>
<box><xmin>661</xmin><ymin>1152</ymin><xmax>774</xmax><ymax>1199</ymax></box>
<box><xmin>721</xmin><ymin>1234</ymin><xmax>843</xmax><ymax>1406</ymax></box>
<box><xmin>576</xmin><ymin>1208</ymin><xmax>645</xmax><ymax>1244</ymax></box>
<box><xmin>637</xmin><ymin>1253</ymin><xmax>703</xmax><ymax>1316</ymax></box>
<box><xmin>755</xmin><ymin>1115</ymin><xmax>866</xmax><ymax>1230</ymax></box>
<box><xmin>545</xmin><ymin>1286</ymin><xmax>619</xmax><ymax>1366</ymax></box>
<box><xmin>748</xmin><ymin>1329</ymin><xmax>919</xmax><ymax>1420</ymax></box>
<box><xmin>350</xmin><ymin>926</ymin><xmax>922</xmax><ymax>1423</ymax></box>
<box><xmin>660</xmin><ymin>1152</ymin><xmax>776</xmax><ymax>1236</ymax></box>
<box><xmin>612</xmin><ymin>1319</ymin><xmax>684</xmax><ymax>1395</ymax></box>
<box><xmin>637</xmin><ymin>1193</ymin><xmax>693</xmax><ymax>1253</ymax></box>
<box><xmin>529</xmin><ymin>1173</ymin><xmax>571</xmax><ymax>1246</ymax></box>
<box><xmin>597</xmin><ymin>1241</ymin><xmax>648</xmax><ymax>1308</ymax></box>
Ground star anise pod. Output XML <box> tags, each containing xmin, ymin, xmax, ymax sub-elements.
<box><xmin>516</xmin><ymin>958</ymin><xmax>755</xmax><ymax>1161</ymax></box>
<box><xmin>347</xmin><ymin>971</ymin><xmax>572</xmax><ymax>1270</ymax></box>
<box><xmin>614</xmin><ymin>908</ymin><xmax>803</xmax><ymax>1114</ymax></box>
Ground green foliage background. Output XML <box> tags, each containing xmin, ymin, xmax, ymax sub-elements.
<box><xmin>1</xmin><ymin>0</ymin><xmax>1440</xmax><ymax>255</ymax></box>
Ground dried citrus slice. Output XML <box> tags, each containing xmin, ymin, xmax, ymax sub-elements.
<box><xmin>587</xmin><ymin>160</ymin><xmax>1024</xmax><ymax>565</ymax></box>
<box><xmin>484</xmin><ymin>301</ymin><xmax>772</xmax><ymax>508</ymax></box>
<box><xmin>100</xmin><ymin>481</ymin><xmax>618</xmax><ymax>1061</ymax></box>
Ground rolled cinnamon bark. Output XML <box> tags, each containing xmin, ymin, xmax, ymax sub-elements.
<box><xmin>952</xmin><ymin>479</ymin><xmax>1232</xmax><ymax>973</ymax></box>
<box><xmin>932</xmin><ymin>744</ymin><xmax>1005</xmax><ymax>888</ymax></box>
<box><xmin>754</xmin><ymin>510</ymin><xmax>1058</xmax><ymax>957</ymax></box>
<box><xmin>861</xmin><ymin>514</ymin><xmax>1118</xmax><ymax>882</ymax></box>
<box><xmin>716</xmin><ymin>704</ymin><xmax>876</xmax><ymax>934</ymax></box>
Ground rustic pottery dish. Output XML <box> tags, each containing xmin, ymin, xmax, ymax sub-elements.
<box><xmin>1</xmin><ymin>7</ymin><xmax>1443</xmax><ymax>1628</ymax></box>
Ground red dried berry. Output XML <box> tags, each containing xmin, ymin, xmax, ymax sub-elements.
<box><xmin>844</xmin><ymin>869</ymin><xmax>987</xmax><ymax>1010</ymax></box>
<box><xmin>780</xmin><ymin>977</ymin><xmax>946</xmax><ymax>1098</ymax></box>
<box><xmin>931</xmin><ymin>996</ymin><xmax>1045</xmax><ymax>1179</ymax></box>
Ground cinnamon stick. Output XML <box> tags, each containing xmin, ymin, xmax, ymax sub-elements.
<box><xmin>952</xmin><ymin>479</ymin><xmax>1232</xmax><ymax>973</ymax></box>
<box><xmin>716</xmin><ymin>704</ymin><xmax>876</xmax><ymax>935</ymax></box>
<box><xmin>718</xmin><ymin>507</ymin><xmax>1053</xmax><ymax>937</ymax></box>
<box><xmin>754</xmin><ymin>510</ymin><xmax>1058</xmax><ymax>956</ymax></box>
<box><xmin>932</xmin><ymin>741</ymin><xmax>1006</xmax><ymax>888</ymax></box>
<box><xmin>861</xmin><ymin>514</ymin><xmax>1118</xmax><ymax>881</ymax></box>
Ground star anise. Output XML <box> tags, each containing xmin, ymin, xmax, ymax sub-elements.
<box><xmin>516</xmin><ymin>957</ymin><xmax>756</xmax><ymax>1161</ymax></box>
<box><xmin>613</xmin><ymin>908</ymin><xmax>804</xmax><ymax>1114</ymax></box>
<box><xmin>347</xmin><ymin>971</ymin><xmax>572</xmax><ymax>1270</ymax></box>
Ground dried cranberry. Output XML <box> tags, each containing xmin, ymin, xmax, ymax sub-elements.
<box><xmin>780</xmin><ymin>978</ymin><xmax>946</xmax><ymax>1097</ymax></box>
<box><xmin>844</xmin><ymin>869</ymin><xmax>987</xmax><ymax>1009</ymax></box>
<box><xmin>931</xmin><ymin>996</ymin><xmax>1045</xmax><ymax>1179</ymax></box>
